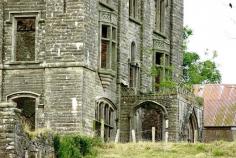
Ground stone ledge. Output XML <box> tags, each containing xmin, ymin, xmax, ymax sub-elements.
<box><xmin>98</xmin><ymin>69</ymin><xmax>116</xmax><ymax>89</ymax></box>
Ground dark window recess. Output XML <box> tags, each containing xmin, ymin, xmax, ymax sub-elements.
<box><xmin>155</xmin><ymin>53</ymin><xmax>162</xmax><ymax>65</ymax></box>
<box><xmin>101</xmin><ymin>40</ymin><xmax>109</xmax><ymax>68</ymax></box>
<box><xmin>16</xmin><ymin>17</ymin><xmax>36</xmax><ymax>61</ymax></box>
<box><xmin>102</xmin><ymin>25</ymin><xmax>109</xmax><ymax>38</ymax></box>
<box><xmin>130</xmin><ymin>67</ymin><xmax>134</xmax><ymax>87</ymax></box>
<box><xmin>13</xmin><ymin>97</ymin><xmax>36</xmax><ymax>131</ymax></box>
<box><xmin>129</xmin><ymin>42</ymin><xmax>138</xmax><ymax>88</ymax></box>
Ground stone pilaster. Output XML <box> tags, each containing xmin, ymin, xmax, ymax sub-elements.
<box><xmin>170</xmin><ymin>0</ymin><xmax>184</xmax><ymax>82</ymax></box>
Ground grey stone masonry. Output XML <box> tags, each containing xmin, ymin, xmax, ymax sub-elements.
<box><xmin>0</xmin><ymin>1</ymin><xmax>202</xmax><ymax>154</ymax></box>
<box><xmin>0</xmin><ymin>102</ymin><xmax>17</xmax><ymax>158</ymax></box>
<box><xmin>170</xmin><ymin>0</ymin><xmax>184</xmax><ymax>81</ymax></box>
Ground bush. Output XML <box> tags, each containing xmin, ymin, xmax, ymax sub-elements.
<box><xmin>54</xmin><ymin>134</ymin><xmax>101</xmax><ymax>158</ymax></box>
<box><xmin>212</xmin><ymin>148</ymin><xmax>225</xmax><ymax>157</ymax></box>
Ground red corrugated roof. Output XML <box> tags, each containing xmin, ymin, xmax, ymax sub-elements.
<box><xmin>194</xmin><ymin>84</ymin><xmax>236</xmax><ymax>127</ymax></box>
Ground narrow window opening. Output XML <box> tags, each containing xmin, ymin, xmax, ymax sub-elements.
<box><xmin>63</xmin><ymin>0</ymin><xmax>67</xmax><ymax>13</ymax></box>
<box><xmin>155</xmin><ymin>53</ymin><xmax>162</xmax><ymax>65</ymax></box>
<box><xmin>129</xmin><ymin>42</ymin><xmax>139</xmax><ymax>88</ymax></box>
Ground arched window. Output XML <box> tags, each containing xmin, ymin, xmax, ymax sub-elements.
<box><xmin>131</xmin><ymin>42</ymin><xmax>136</xmax><ymax>62</ymax></box>
<box><xmin>129</xmin><ymin>42</ymin><xmax>139</xmax><ymax>88</ymax></box>
<box><xmin>95</xmin><ymin>99</ymin><xmax>116</xmax><ymax>142</ymax></box>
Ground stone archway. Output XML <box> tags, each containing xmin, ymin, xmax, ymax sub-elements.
<box><xmin>132</xmin><ymin>101</ymin><xmax>168</xmax><ymax>142</ymax></box>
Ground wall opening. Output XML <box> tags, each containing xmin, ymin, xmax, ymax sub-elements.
<box><xmin>15</xmin><ymin>17</ymin><xmax>36</xmax><ymax>61</ymax></box>
<box><xmin>134</xmin><ymin>102</ymin><xmax>166</xmax><ymax>141</ymax></box>
<box><xmin>13</xmin><ymin>97</ymin><xmax>36</xmax><ymax>131</ymax></box>
<box><xmin>95</xmin><ymin>99</ymin><xmax>116</xmax><ymax>142</ymax></box>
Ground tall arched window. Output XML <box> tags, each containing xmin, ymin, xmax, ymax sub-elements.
<box><xmin>131</xmin><ymin>42</ymin><xmax>136</xmax><ymax>62</ymax></box>
<box><xmin>95</xmin><ymin>99</ymin><xmax>116</xmax><ymax>142</ymax></box>
<box><xmin>129</xmin><ymin>42</ymin><xmax>139</xmax><ymax>88</ymax></box>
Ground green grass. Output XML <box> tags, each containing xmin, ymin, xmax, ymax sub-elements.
<box><xmin>95</xmin><ymin>141</ymin><xmax>236</xmax><ymax>158</ymax></box>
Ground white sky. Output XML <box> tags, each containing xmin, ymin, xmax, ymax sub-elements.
<box><xmin>184</xmin><ymin>0</ymin><xmax>236</xmax><ymax>84</ymax></box>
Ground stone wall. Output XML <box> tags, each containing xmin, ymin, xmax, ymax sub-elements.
<box><xmin>44</xmin><ymin>67</ymin><xmax>83</xmax><ymax>132</ymax></box>
<box><xmin>118</xmin><ymin>0</ymin><xmax>141</xmax><ymax>85</ymax></box>
<box><xmin>204</xmin><ymin>127</ymin><xmax>234</xmax><ymax>142</ymax></box>
<box><xmin>0</xmin><ymin>0</ymin><xmax>197</xmax><ymax>147</ymax></box>
<box><xmin>0</xmin><ymin>102</ymin><xmax>54</xmax><ymax>158</ymax></box>
<box><xmin>0</xmin><ymin>102</ymin><xmax>17</xmax><ymax>158</ymax></box>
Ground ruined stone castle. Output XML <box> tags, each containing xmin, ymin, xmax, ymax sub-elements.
<box><xmin>0</xmin><ymin>0</ymin><xmax>202</xmax><ymax>150</ymax></box>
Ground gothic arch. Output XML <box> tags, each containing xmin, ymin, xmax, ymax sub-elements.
<box><xmin>6</xmin><ymin>91</ymin><xmax>40</xmax><ymax>101</ymax></box>
<box><xmin>131</xmin><ymin>100</ymin><xmax>168</xmax><ymax>141</ymax></box>
<box><xmin>95</xmin><ymin>98</ymin><xmax>117</xmax><ymax>142</ymax></box>
<box><xmin>133</xmin><ymin>100</ymin><xmax>168</xmax><ymax>118</ymax></box>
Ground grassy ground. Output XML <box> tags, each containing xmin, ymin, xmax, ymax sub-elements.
<box><xmin>94</xmin><ymin>141</ymin><xmax>236</xmax><ymax>158</ymax></box>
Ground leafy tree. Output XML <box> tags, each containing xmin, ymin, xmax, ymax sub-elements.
<box><xmin>183</xmin><ymin>26</ymin><xmax>221</xmax><ymax>84</ymax></box>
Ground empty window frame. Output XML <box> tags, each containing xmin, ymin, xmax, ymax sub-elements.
<box><xmin>154</xmin><ymin>52</ymin><xmax>170</xmax><ymax>90</ymax></box>
<box><xmin>95</xmin><ymin>102</ymin><xmax>116</xmax><ymax>142</ymax></box>
<box><xmin>14</xmin><ymin>17</ymin><xmax>36</xmax><ymax>61</ymax></box>
<box><xmin>154</xmin><ymin>0</ymin><xmax>165</xmax><ymax>33</ymax></box>
<box><xmin>100</xmin><ymin>24</ymin><xmax>117</xmax><ymax>70</ymax></box>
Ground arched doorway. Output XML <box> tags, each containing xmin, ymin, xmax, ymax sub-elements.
<box><xmin>185</xmin><ymin>110</ymin><xmax>199</xmax><ymax>142</ymax></box>
<box><xmin>133</xmin><ymin>101</ymin><xmax>168</xmax><ymax>142</ymax></box>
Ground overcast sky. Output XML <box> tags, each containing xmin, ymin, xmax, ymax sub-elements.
<box><xmin>184</xmin><ymin>0</ymin><xmax>236</xmax><ymax>84</ymax></box>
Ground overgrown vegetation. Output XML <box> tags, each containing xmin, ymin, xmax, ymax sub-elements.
<box><xmin>20</xmin><ymin>115</ymin><xmax>52</xmax><ymax>140</ymax></box>
<box><xmin>53</xmin><ymin>134</ymin><xmax>102</xmax><ymax>158</ymax></box>
<box><xmin>96</xmin><ymin>141</ymin><xmax>236</xmax><ymax>158</ymax></box>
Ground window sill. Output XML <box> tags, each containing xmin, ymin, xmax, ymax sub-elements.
<box><xmin>129</xmin><ymin>17</ymin><xmax>142</xmax><ymax>25</ymax></box>
<box><xmin>7</xmin><ymin>61</ymin><xmax>41</xmax><ymax>65</ymax></box>
<box><xmin>153</xmin><ymin>30</ymin><xmax>167</xmax><ymax>39</ymax></box>
<box><xmin>99</xmin><ymin>1</ymin><xmax>116</xmax><ymax>11</ymax></box>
